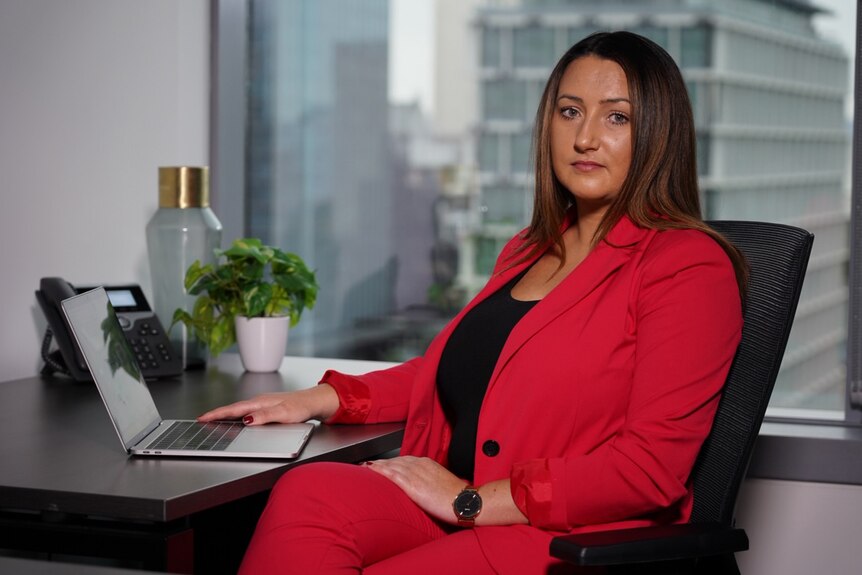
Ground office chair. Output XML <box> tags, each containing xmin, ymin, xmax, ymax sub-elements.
<box><xmin>550</xmin><ymin>220</ymin><xmax>814</xmax><ymax>575</ymax></box>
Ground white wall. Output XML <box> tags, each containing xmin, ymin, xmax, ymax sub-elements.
<box><xmin>736</xmin><ymin>478</ymin><xmax>862</xmax><ymax>575</ymax></box>
<box><xmin>0</xmin><ymin>0</ymin><xmax>209</xmax><ymax>382</ymax></box>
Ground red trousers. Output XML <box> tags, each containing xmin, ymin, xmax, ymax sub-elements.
<box><xmin>238</xmin><ymin>462</ymin><xmax>574</xmax><ymax>574</ymax></box>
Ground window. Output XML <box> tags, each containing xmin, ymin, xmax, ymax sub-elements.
<box><xmin>511</xmin><ymin>130</ymin><xmax>532</xmax><ymax>175</ymax></box>
<box><xmin>513</xmin><ymin>24</ymin><xmax>556</xmax><ymax>68</ymax></box>
<box><xmin>482</xmin><ymin>26</ymin><xmax>501</xmax><ymax>68</ymax></box>
<box><xmin>483</xmin><ymin>78</ymin><xmax>526</xmax><ymax>121</ymax></box>
<box><xmin>482</xmin><ymin>184</ymin><xmax>529</xmax><ymax>225</ymax></box>
<box><xmin>680</xmin><ymin>25</ymin><xmax>711</xmax><ymax>68</ymax></box>
<box><xmin>214</xmin><ymin>0</ymin><xmax>859</xmax><ymax>423</ymax></box>
<box><xmin>478</xmin><ymin>132</ymin><xmax>500</xmax><ymax>172</ymax></box>
<box><xmin>630</xmin><ymin>25</ymin><xmax>668</xmax><ymax>49</ymax></box>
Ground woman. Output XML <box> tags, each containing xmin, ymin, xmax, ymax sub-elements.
<box><xmin>201</xmin><ymin>31</ymin><xmax>746</xmax><ymax>574</ymax></box>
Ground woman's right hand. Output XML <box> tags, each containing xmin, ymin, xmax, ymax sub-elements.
<box><xmin>197</xmin><ymin>383</ymin><xmax>340</xmax><ymax>425</ymax></box>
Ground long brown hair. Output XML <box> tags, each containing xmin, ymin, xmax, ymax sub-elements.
<box><xmin>516</xmin><ymin>31</ymin><xmax>748</xmax><ymax>295</ymax></box>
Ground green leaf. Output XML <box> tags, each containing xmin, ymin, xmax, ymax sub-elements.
<box><xmin>176</xmin><ymin>237</ymin><xmax>319</xmax><ymax>355</ymax></box>
<box><xmin>208</xmin><ymin>313</ymin><xmax>236</xmax><ymax>357</ymax></box>
<box><xmin>171</xmin><ymin>308</ymin><xmax>192</xmax><ymax>328</ymax></box>
<box><xmin>183</xmin><ymin>260</ymin><xmax>204</xmax><ymax>291</ymax></box>
<box><xmin>192</xmin><ymin>295</ymin><xmax>214</xmax><ymax>324</ymax></box>
<box><xmin>223</xmin><ymin>238</ymin><xmax>270</xmax><ymax>264</ymax></box>
<box><xmin>243</xmin><ymin>284</ymin><xmax>272</xmax><ymax>317</ymax></box>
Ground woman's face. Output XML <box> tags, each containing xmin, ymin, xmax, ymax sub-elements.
<box><xmin>550</xmin><ymin>55</ymin><xmax>632</xmax><ymax>214</ymax></box>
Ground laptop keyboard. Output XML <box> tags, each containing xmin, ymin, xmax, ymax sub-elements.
<box><xmin>145</xmin><ymin>421</ymin><xmax>243</xmax><ymax>451</ymax></box>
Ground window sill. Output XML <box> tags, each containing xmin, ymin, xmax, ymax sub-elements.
<box><xmin>749</xmin><ymin>421</ymin><xmax>862</xmax><ymax>485</ymax></box>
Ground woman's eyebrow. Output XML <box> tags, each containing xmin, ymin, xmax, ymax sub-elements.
<box><xmin>557</xmin><ymin>94</ymin><xmax>631</xmax><ymax>105</ymax></box>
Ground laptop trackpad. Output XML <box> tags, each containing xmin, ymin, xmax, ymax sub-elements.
<box><xmin>228</xmin><ymin>423</ymin><xmax>314</xmax><ymax>457</ymax></box>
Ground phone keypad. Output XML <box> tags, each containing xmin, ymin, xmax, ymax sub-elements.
<box><xmin>137</xmin><ymin>322</ymin><xmax>160</xmax><ymax>337</ymax></box>
<box><xmin>129</xmin><ymin>322</ymin><xmax>174</xmax><ymax>370</ymax></box>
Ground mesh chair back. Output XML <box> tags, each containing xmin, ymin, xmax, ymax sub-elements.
<box><xmin>689</xmin><ymin>221</ymin><xmax>813</xmax><ymax>525</ymax></box>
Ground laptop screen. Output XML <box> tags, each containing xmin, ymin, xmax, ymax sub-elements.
<box><xmin>61</xmin><ymin>288</ymin><xmax>162</xmax><ymax>449</ymax></box>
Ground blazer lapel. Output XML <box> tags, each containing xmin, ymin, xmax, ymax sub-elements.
<box><xmin>420</xmin><ymin>244</ymin><xmax>535</xmax><ymax>365</ymax></box>
<box><xmin>487</xmin><ymin>216</ymin><xmax>653</xmax><ymax>390</ymax></box>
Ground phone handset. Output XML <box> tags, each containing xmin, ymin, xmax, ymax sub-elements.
<box><xmin>35</xmin><ymin>277</ymin><xmax>184</xmax><ymax>381</ymax></box>
<box><xmin>36</xmin><ymin>277</ymin><xmax>91</xmax><ymax>380</ymax></box>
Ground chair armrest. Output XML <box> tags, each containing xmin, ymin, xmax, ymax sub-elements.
<box><xmin>549</xmin><ymin>522</ymin><xmax>749</xmax><ymax>566</ymax></box>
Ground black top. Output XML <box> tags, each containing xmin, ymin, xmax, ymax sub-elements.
<box><xmin>437</xmin><ymin>270</ymin><xmax>538</xmax><ymax>480</ymax></box>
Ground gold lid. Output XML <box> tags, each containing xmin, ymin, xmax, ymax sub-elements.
<box><xmin>158</xmin><ymin>166</ymin><xmax>210</xmax><ymax>208</ymax></box>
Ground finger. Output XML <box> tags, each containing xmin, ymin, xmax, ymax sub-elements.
<box><xmin>362</xmin><ymin>460</ymin><xmax>401</xmax><ymax>484</ymax></box>
<box><xmin>198</xmin><ymin>392</ymin><xmax>294</xmax><ymax>422</ymax></box>
<box><xmin>366</xmin><ymin>456</ymin><xmax>423</xmax><ymax>475</ymax></box>
<box><xmin>197</xmin><ymin>400</ymin><xmax>261</xmax><ymax>422</ymax></box>
<box><xmin>367</xmin><ymin>459</ymin><xmax>420</xmax><ymax>488</ymax></box>
<box><xmin>242</xmin><ymin>403</ymin><xmax>308</xmax><ymax>426</ymax></box>
<box><xmin>362</xmin><ymin>457</ymin><xmax>416</xmax><ymax>476</ymax></box>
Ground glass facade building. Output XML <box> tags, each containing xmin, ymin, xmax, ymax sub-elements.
<box><xmin>246</xmin><ymin>0</ymin><xmax>394</xmax><ymax>356</ymax></box>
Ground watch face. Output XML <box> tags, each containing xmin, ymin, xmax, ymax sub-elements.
<box><xmin>454</xmin><ymin>490</ymin><xmax>482</xmax><ymax>518</ymax></box>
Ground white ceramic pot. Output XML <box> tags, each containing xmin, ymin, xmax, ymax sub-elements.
<box><xmin>234</xmin><ymin>316</ymin><xmax>289</xmax><ymax>372</ymax></box>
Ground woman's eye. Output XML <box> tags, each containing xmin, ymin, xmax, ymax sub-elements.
<box><xmin>609</xmin><ymin>112</ymin><xmax>629</xmax><ymax>125</ymax></box>
<box><xmin>560</xmin><ymin>107</ymin><xmax>579</xmax><ymax>119</ymax></box>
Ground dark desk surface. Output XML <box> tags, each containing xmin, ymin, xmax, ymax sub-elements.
<box><xmin>0</xmin><ymin>556</ymin><xmax>169</xmax><ymax>575</ymax></box>
<box><xmin>0</xmin><ymin>354</ymin><xmax>403</xmax><ymax>523</ymax></box>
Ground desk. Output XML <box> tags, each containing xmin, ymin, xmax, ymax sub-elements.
<box><xmin>0</xmin><ymin>355</ymin><xmax>403</xmax><ymax>573</ymax></box>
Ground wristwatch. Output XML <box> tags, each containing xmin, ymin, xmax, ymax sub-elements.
<box><xmin>453</xmin><ymin>485</ymin><xmax>482</xmax><ymax>527</ymax></box>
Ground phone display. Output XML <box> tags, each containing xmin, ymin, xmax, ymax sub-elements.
<box><xmin>36</xmin><ymin>277</ymin><xmax>183</xmax><ymax>381</ymax></box>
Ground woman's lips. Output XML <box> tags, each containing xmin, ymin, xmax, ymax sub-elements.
<box><xmin>572</xmin><ymin>161</ymin><xmax>603</xmax><ymax>172</ymax></box>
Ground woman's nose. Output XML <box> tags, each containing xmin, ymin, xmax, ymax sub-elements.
<box><xmin>574</xmin><ymin>117</ymin><xmax>599</xmax><ymax>151</ymax></box>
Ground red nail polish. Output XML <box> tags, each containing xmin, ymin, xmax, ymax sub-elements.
<box><xmin>243</xmin><ymin>416</ymin><xmax>254</xmax><ymax>425</ymax></box>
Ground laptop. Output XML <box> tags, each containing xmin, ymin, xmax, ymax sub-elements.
<box><xmin>60</xmin><ymin>286</ymin><xmax>314</xmax><ymax>459</ymax></box>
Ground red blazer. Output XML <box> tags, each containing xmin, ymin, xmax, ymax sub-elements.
<box><xmin>321</xmin><ymin>215</ymin><xmax>742</xmax><ymax>570</ymax></box>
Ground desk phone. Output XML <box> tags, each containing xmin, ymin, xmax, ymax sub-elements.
<box><xmin>36</xmin><ymin>277</ymin><xmax>183</xmax><ymax>381</ymax></box>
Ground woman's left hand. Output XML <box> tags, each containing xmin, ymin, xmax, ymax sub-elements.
<box><xmin>363</xmin><ymin>456</ymin><xmax>467</xmax><ymax>525</ymax></box>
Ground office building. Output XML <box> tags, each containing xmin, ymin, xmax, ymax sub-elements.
<box><xmin>246</xmin><ymin>0</ymin><xmax>392</xmax><ymax>355</ymax></box>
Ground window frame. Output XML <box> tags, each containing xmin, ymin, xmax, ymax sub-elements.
<box><xmin>847</xmin><ymin>0</ymin><xmax>862</xmax><ymax>426</ymax></box>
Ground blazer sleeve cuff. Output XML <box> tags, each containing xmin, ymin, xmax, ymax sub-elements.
<box><xmin>319</xmin><ymin>369</ymin><xmax>371</xmax><ymax>424</ymax></box>
<box><xmin>511</xmin><ymin>458</ymin><xmax>569</xmax><ymax>531</ymax></box>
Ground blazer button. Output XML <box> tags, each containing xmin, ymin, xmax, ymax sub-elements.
<box><xmin>482</xmin><ymin>440</ymin><xmax>500</xmax><ymax>457</ymax></box>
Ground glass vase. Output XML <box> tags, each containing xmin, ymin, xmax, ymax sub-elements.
<box><xmin>146</xmin><ymin>166</ymin><xmax>222</xmax><ymax>369</ymax></box>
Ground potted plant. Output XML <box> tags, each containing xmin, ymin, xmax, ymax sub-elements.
<box><xmin>171</xmin><ymin>238</ymin><xmax>319</xmax><ymax>372</ymax></box>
